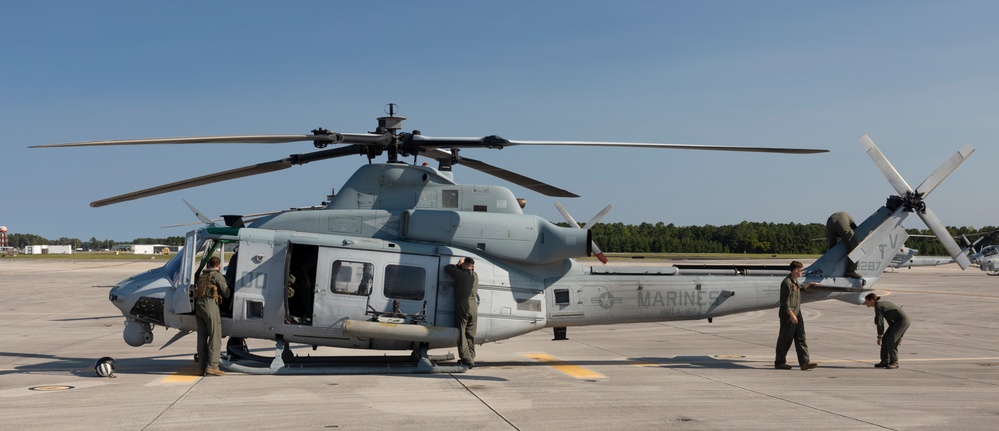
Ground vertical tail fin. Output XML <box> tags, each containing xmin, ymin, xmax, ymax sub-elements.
<box><xmin>807</xmin><ymin>205</ymin><xmax>909</xmax><ymax>286</ymax></box>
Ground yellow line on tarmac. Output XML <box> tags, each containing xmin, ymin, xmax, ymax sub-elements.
<box><xmin>160</xmin><ymin>363</ymin><xmax>203</xmax><ymax>383</ymax></box>
<box><xmin>524</xmin><ymin>353</ymin><xmax>606</xmax><ymax>379</ymax></box>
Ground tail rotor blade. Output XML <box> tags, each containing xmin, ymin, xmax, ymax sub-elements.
<box><xmin>585</xmin><ymin>205</ymin><xmax>613</xmax><ymax>228</ymax></box>
<box><xmin>183</xmin><ymin>199</ymin><xmax>216</xmax><ymax>226</ymax></box>
<box><xmin>555</xmin><ymin>202</ymin><xmax>609</xmax><ymax>264</ymax></box>
<box><xmin>554</xmin><ymin>202</ymin><xmax>581</xmax><ymax>227</ymax></box>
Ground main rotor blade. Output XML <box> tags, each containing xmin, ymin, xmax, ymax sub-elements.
<box><xmin>918</xmin><ymin>207</ymin><xmax>971</xmax><ymax>269</ymax></box>
<box><xmin>31</xmin><ymin>134</ymin><xmax>340</xmax><ymax>147</ymax></box>
<box><xmin>859</xmin><ymin>133</ymin><xmax>913</xmax><ymax>195</ymax></box>
<box><xmin>410</xmin><ymin>135</ymin><xmax>827</xmax><ymax>154</ymax></box>
<box><xmin>419</xmin><ymin>148</ymin><xmax>578</xmax><ymax>197</ymax></box>
<box><xmin>91</xmin><ymin>160</ymin><xmax>293</xmax><ymax>207</ymax></box>
<box><xmin>455</xmin><ymin>155</ymin><xmax>579</xmax><ymax>198</ymax></box>
<box><xmin>91</xmin><ymin>145</ymin><xmax>365</xmax><ymax>207</ymax></box>
<box><xmin>914</xmin><ymin>144</ymin><xmax>974</xmax><ymax>197</ymax></box>
<box><xmin>504</xmin><ymin>140</ymin><xmax>829</xmax><ymax>154</ymax></box>
<box><xmin>31</xmin><ymin>132</ymin><xmax>390</xmax><ymax>148</ymax></box>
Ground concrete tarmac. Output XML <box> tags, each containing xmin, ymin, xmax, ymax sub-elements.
<box><xmin>1</xmin><ymin>259</ymin><xmax>997</xmax><ymax>430</ymax></box>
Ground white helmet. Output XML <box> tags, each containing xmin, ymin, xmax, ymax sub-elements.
<box><xmin>95</xmin><ymin>357</ymin><xmax>116</xmax><ymax>378</ymax></box>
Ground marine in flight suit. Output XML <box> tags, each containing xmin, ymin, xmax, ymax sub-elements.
<box><xmin>195</xmin><ymin>256</ymin><xmax>230</xmax><ymax>376</ymax></box>
<box><xmin>445</xmin><ymin>257</ymin><xmax>478</xmax><ymax>368</ymax></box>
<box><xmin>866</xmin><ymin>294</ymin><xmax>910</xmax><ymax>369</ymax></box>
<box><xmin>775</xmin><ymin>261</ymin><xmax>819</xmax><ymax>370</ymax></box>
<box><xmin>826</xmin><ymin>211</ymin><xmax>861</xmax><ymax>278</ymax></box>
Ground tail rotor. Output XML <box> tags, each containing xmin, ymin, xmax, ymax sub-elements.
<box><xmin>555</xmin><ymin>203</ymin><xmax>612</xmax><ymax>264</ymax></box>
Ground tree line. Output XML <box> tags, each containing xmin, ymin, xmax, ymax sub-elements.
<box><xmin>6</xmin><ymin>223</ymin><xmax>997</xmax><ymax>255</ymax></box>
<box><xmin>5</xmin><ymin>233</ymin><xmax>185</xmax><ymax>251</ymax></box>
<box><xmin>585</xmin><ymin>222</ymin><xmax>999</xmax><ymax>255</ymax></box>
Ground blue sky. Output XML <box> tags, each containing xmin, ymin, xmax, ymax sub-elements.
<box><xmin>2</xmin><ymin>1</ymin><xmax>997</xmax><ymax>241</ymax></box>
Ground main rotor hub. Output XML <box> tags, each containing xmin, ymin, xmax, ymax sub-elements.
<box><xmin>887</xmin><ymin>191</ymin><xmax>926</xmax><ymax>214</ymax></box>
<box><xmin>377</xmin><ymin>115</ymin><xmax>406</xmax><ymax>132</ymax></box>
<box><xmin>378</xmin><ymin>103</ymin><xmax>405</xmax><ymax>133</ymax></box>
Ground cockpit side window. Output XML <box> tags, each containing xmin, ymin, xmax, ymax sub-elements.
<box><xmin>331</xmin><ymin>260</ymin><xmax>374</xmax><ymax>295</ymax></box>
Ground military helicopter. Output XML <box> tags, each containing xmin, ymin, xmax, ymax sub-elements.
<box><xmin>890</xmin><ymin>232</ymin><xmax>988</xmax><ymax>270</ymax></box>
<box><xmin>970</xmin><ymin>244</ymin><xmax>999</xmax><ymax>274</ymax></box>
<box><xmin>32</xmin><ymin>107</ymin><xmax>974</xmax><ymax>374</ymax></box>
<box><xmin>889</xmin><ymin>246</ymin><xmax>957</xmax><ymax>269</ymax></box>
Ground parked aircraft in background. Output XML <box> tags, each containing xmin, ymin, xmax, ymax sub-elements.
<box><xmin>890</xmin><ymin>233</ymin><xmax>992</xmax><ymax>270</ymax></box>
<box><xmin>971</xmin><ymin>244</ymin><xmax>999</xmax><ymax>274</ymax></box>
<box><xmin>889</xmin><ymin>246</ymin><xmax>955</xmax><ymax>269</ymax></box>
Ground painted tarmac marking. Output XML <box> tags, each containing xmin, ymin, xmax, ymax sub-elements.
<box><xmin>159</xmin><ymin>363</ymin><xmax>203</xmax><ymax>383</ymax></box>
<box><xmin>524</xmin><ymin>353</ymin><xmax>607</xmax><ymax>379</ymax></box>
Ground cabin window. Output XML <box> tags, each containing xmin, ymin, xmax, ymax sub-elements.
<box><xmin>246</xmin><ymin>300</ymin><xmax>264</xmax><ymax>319</ymax></box>
<box><xmin>442</xmin><ymin>190</ymin><xmax>459</xmax><ymax>208</ymax></box>
<box><xmin>330</xmin><ymin>260</ymin><xmax>374</xmax><ymax>296</ymax></box>
<box><xmin>384</xmin><ymin>264</ymin><xmax>425</xmax><ymax>300</ymax></box>
<box><xmin>554</xmin><ymin>289</ymin><xmax>571</xmax><ymax>305</ymax></box>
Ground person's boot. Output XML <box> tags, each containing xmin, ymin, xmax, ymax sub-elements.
<box><xmin>204</xmin><ymin>368</ymin><xmax>226</xmax><ymax>376</ymax></box>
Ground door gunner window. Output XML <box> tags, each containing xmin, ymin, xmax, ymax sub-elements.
<box><xmin>330</xmin><ymin>260</ymin><xmax>374</xmax><ymax>295</ymax></box>
<box><xmin>384</xmin><ymin>264</ymin><xmax>425</xmax><ymax>300</ymax></box>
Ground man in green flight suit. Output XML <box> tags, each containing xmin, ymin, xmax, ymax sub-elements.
<box><xmin>865</xmin><ymin>293</ymin><xmax>910</xmax><ymax>369</ymax></box>
<box><xmin>194</xmin><ymin>256</ymin><xmax>230</xmax><ymax>376</ymax></box>
<box><xmin>445</xmin><ymin>257</ymin><xmax>478</xmax><ymax>369</ymax></box>
<box><xmin>826</xmin><ymin>211</ymin><xmax>862</xmax><ymax>278</ymax></box>
<box><xmin>775</xmin><ymin>260</ymin><xmax>820</xmax><ymax>371</ymax></box>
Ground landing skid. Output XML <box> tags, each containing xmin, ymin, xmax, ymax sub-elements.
<box><xmin>220</xmin><ymin>336</ymin><xmax>467</xmax><ymax>375</ymax></box>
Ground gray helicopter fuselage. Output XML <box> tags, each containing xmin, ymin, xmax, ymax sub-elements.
<box><xmin>106</xmin><ymin>159</ymin><xmax>928</xmax><ymax>354</ymax></box>
<box><xmin>108</xmin><ymin>223</ymin><xmax>870</xmax><ymax>352</ymax></box>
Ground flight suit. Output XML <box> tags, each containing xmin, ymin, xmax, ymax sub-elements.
<box><xmin>775</xmin><ymin>275</ymin><xmax>811</xmax><ymax>367</ymax></box>
<box><xmin>195</xmin><ymin>269</ymin><xmax>230</xmax><ymax>373</ymax></box>
<box><xmin>874</xmin><ymin>300</ymin><xmax>910</xmax><ymax>365</ymax></box>
<box><xmin>826</xmin><ymin>211</ymin><xmax>860</xmax><ymax>274</ymax></box>
<box><xmin>445</xmin><ymin>263</ymin><xmax>478</xmax><ymax>365</ymax></box>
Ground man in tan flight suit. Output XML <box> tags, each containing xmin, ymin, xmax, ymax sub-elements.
<box><xmin>195</xmin><ymin>256</ymin><xmax>230</xmax><ymax>376</ymax></box>
<box><xmin>826</xmin><ymin>211</ymin><xmax>862</xmax><ymax>278</ymax></box>
<box><xmin>775</xmin><ymin>261</ymin><xmax>820</xmax><ymax>371</ymax></box>
<box><xmin>445</xmin><ymin>257</ymin><xmax>478</xmax><ymax>368</ymax></box>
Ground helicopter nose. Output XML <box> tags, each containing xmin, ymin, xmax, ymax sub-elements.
<box><xmin>109</xmin><ymin>271</ymin><xmax>171</xmax><ymax>326</ymax></box>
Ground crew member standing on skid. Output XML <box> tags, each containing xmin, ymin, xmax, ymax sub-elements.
<box><xmin>194</xmin><ymin>256</ymin><xmax>230</xmax><ymax>376</ymax></box>
<box><xmin>445</xmin><ymin>257</ymin><xmax>478</xmax><ymax>369</ymax></box>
